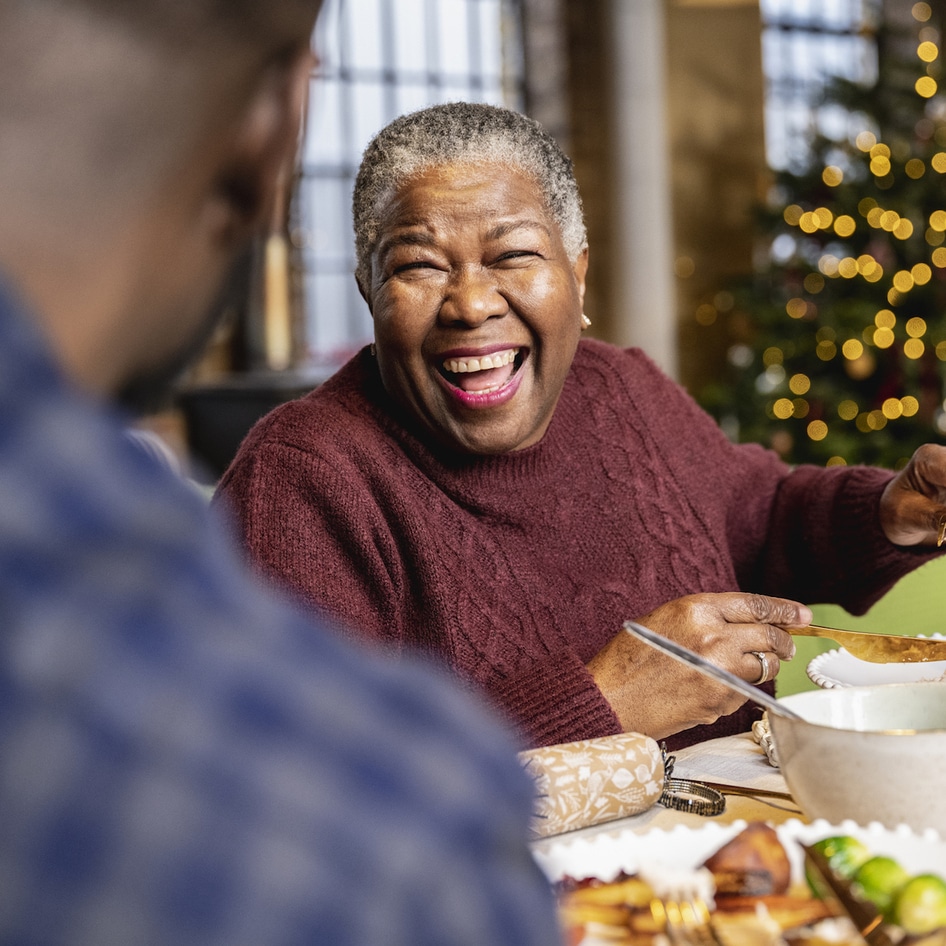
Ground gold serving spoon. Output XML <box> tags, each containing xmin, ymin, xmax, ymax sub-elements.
<box><xmin>789</xmin><ymin>624</ymin><xmax>946</xmax><ymax>663</ymax></box>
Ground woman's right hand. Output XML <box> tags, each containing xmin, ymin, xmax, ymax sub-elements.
<box><xmin>586</xmin><ymin>592</ymin><xmax>807</xmax><ymax>740</ymax></box>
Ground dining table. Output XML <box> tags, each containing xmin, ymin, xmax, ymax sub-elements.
<box><xmin>529</xmin><ymin>730</ymin><xmax>805</xmax><ymax>858</ymax></box>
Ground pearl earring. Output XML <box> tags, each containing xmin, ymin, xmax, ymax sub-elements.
<box><xmin>581</xmin><ymin>313</ymin><xmax>591</xmax><ymax>329</ymax></box>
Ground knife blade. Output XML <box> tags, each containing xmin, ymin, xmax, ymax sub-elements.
<box><xmin>790</xmin><ymin>625</ymin><xmax>946</xmax><ymax>664</ymax></box>
<box><xmin>801</xmin><ymin>842</ymin><xmax>897</xmax><ymax>946</ymax></box>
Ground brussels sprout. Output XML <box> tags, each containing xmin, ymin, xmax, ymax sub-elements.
<box><xmin>852</xmin><ymin>855</ymin><xmax>910</xmax><ymax>916</ymax></box>
<box><xmin>805</xmin><ymin>835</ymin><xmax>872</xmax><ymax>895</ymax></box>
<box><xmin>890</xmin><ymin>874</ymin><xmax>946</xmax><ymax>935</ymax></box>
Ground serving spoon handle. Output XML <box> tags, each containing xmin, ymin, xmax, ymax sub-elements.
<box><xmin>789</xmin><ymin>624</ymin><xmax>946</xmax><ymax>663</ymax></box>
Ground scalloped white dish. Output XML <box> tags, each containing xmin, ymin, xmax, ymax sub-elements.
<box><xmin>807</xmin><ymin>640</ymin><xmax>946</xmax><ymax>689</ymax></box>
<box><xmin>533</xmin><ymin>818</ymin><xmax>945</xmax><ymax>886</ymax></box>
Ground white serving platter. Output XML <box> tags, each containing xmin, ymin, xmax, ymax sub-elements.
<box><xmin>534</xmin><ymin>817</ymin><xmax>945</xmax><ymax>886</ymax></box>
<box><xmin>806</xmin><ymin>641</ymin><xmax>946</xmax><ymax>689</ymax></box>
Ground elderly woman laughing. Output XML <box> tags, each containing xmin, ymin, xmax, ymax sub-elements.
<box><xmin>216</xmin><ymin>102</ymin><xmax>946</xmax><ymax>750</ymax></box>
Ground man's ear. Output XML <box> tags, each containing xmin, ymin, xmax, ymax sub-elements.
<box><xmin>212</xmin><ymin>47</ymin><xmax>315</xmax><ymax>243</ymax></box>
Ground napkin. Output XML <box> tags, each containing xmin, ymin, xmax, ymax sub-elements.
<box><xmin>520</xmin><ymin>732</ymin><xmax>664</xmax><ymax>838</ymax></box>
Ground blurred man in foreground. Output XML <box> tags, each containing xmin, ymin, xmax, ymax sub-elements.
<box><xmin>0</xmin><ymin>2</ymin><xmax>562</xmax><ymax>943</ymax></box>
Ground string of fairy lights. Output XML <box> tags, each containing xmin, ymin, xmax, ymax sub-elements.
<box><xmin>706</xmin><ymin>1</ymin><xmax>946</xmax><ymax>466</ymax></box>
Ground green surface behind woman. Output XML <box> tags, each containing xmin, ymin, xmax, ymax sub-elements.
<box><xmin>776</xmin><ymin>556</ymin><xmax>946</xmax><ymax>696</ymax></box>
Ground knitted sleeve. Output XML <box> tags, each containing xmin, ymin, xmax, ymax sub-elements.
<box><xmin>480</xmin><ymin>653</ymin><xmax>625</xmax><ymax>748</ymax></box>
<box><xmin>608</xmin><ymin>345</ymin><xmax>937</xmax><ymax>614</ymax></box>
<box><xmin>215</xmin><ymin>428</ymin><xmax>408</xmax><ymax>651</ymax></box>
<box><xmin>755</xmin><ymin>463</ymin><xmax>938</xmax><ymax>612</ymax></box>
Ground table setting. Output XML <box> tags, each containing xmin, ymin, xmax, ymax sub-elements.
<box><xmin>526</xmin><ymin>621</ymin><xmax>946</xmax><ymax>944</ymax></box>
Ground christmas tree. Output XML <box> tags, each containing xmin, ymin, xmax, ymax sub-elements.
<box><xmin>699</xmin><ymin>2</ymin><xmax>946</xmax><ymax>469</ymax></box>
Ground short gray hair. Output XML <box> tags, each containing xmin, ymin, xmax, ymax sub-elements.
<box><xmin>353</xmin><ymin>101</ymin><xmax>587</xmax><ymax>288</ymax></box>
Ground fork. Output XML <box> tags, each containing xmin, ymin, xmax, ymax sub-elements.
<box><xmin>651</xmin><ymin>896</ymin><xmax>721</xmax><ymax>946</ymax></box>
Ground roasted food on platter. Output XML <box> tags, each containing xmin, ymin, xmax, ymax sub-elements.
<box><xmin>554</xmin><ymin>822</ymin><xmax>946</xmax><ymax>946</ymax></box>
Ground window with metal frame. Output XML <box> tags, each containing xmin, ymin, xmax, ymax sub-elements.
<box><xmin>296</xmin><ymin>0</ymin><xmax>525</xmax><ymax>369</ymax></box>
<box><xmin>761</xmin><ymin>0</ymin><xmax>882</xmax><ymax>171</ymax></box>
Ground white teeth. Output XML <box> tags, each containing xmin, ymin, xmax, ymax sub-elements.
<box><xmin>443</xmin><ymin>348</ymin><xmax>519</xmax><ymax>374</ymax></box>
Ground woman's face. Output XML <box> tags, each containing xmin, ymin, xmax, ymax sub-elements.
<box><xmin>363</xmin><ymin>161</ymin><xmax>588</xmax><ymax>455</ymax></box>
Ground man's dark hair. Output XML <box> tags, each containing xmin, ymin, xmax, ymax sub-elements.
<box><xmin>0</xmin><ymin>0</ymin><xmax>319</xmax><ymax>223</ymax></box>
<box><xmin>3</xmin><ymin>0</ymin><xmax>319</xmax><ymax>56</ymax></box>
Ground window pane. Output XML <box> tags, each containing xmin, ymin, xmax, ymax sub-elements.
<box><xmin>313</xmin><ymin>0</ymin><xmax>343</xmax><ymax>69</ymax></box>
<box><xmin>435</xmin><ymin>0</ymin><xmax>472</xmax><ymax>77</ymax></box>
<box><xmin>395</xmin><ymin>82</ymin><xmax>435</xmax><ymax>116</ymax></box>
<box><xmin>297</xmin><ymin>179</ymin><xmax>349</xmax><ymax>264</ymax></box>
<box><xmin>302</xmin><ymin>271</ymin><xmax>370</xmax><ymax>364</ymax></box>
<box><xmin>761</xmin><ymin>1</ymin><xmax>880</xmax><ymax>170</ymax></box>
<box><xmin>304</xmin><ymin>77</ymin><xmax>345</xmax><ymax>166</ymax></box>
<box><xmin>441</xmin><ymin>80</ymin><xmax>474</xmax><ymax>101</ymax></box>
<box><xmin>299</xmin><ymin>0</ymin><xmax>524</xmax><ymax>365</ymax></box>
<box><xmin>342</xmin><ymin>0</ymin><xmax>385</xmax><ymax>72</ymax></box>
<box><xmin>392</xmin><ymin>0</ymin><xmax>430</xmax><ymax>74</ymax></box>
<box><xmin>351</xmin><ymin>81</ymin><xmax>397</xmax><ymax>156</ymax></box>
<box><xmin>477</xmin><ymin>0</ymin><xmax>503</xmax><ymax>78</ymax></box>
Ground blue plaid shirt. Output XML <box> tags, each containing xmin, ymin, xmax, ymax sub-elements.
<box><xmin>0</xmin><ymin>277</ymin><xmax>562</xmax><ymax>946</ymax></box>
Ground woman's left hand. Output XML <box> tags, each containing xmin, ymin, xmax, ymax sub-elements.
<box><xmin>879</xmin><ymin>443</ymin><xmax>946</xmax><ymax>546</ymax></box>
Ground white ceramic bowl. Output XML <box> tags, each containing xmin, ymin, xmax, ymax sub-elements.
<box><xmin>807</xmin><ymin>637</ymin><xmax>946</xmax><ymax>689</ymax></box>
<box><xmin>769</xmin><ymin>683</ymin><xmax>946</xmax><ymax>837</ymax></box>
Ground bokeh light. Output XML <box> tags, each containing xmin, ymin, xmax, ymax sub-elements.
<box><xmin>838</xmin><ymin>400</ymin><xmax>859</xmax><ymax>421</ymax></box>
<box><xmin>786</xmin><ymin>297</ymin><xmax>808</xmax><ymax>319</ymax></box>
<box><xmin>893</xmin><ymin>270</ymin><xmax>915</xmax><ymax>292</ymax></box>
<box><xmin>695</xmin><ymin>303</ymin><xmax>716</xmax><ymax>325</ymax></box>
<box><xmin>842</xmin><ymin>339</ymin><xmax>864</xmax><ymax>359</ymax></box>
<box><xmin>789</xmin><ymin>373</ymin><xmax>810</xmax><ymax>395</ymax></box>
<box><xmin>804</xmin><ymin>272</ymin><xmax>825</xmax><ymax>293</ymax></box>
<box><xmin>834</xmin><ymin>214</ymin><xmax>856</xmax><ymax>237</ymax></box>
<box><xmin>894</xmin><ymin>218</ymin><xmax>914</xmax><ymax>239</ymax></box>
<box><xmin>882</xmin><ymin>398</ymin><xmax>903</xmax><ymax>419</ymax></box>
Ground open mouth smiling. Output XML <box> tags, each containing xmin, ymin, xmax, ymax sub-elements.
<box><xmin>438</xmin><ymin>347</ymin><xmax>526</xmax><ymax>398</ymax></box>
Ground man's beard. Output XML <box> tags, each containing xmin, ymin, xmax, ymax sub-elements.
<box><xmin>115</xmin><ymin>247</ymin><xmax>252</xmax><ymax>415</ymax></box>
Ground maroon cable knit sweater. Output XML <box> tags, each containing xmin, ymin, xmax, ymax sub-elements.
<box><xmin>216</xmin><ymin>339</ymin><xmax>933</xmax><ymax>750</ymax></box>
